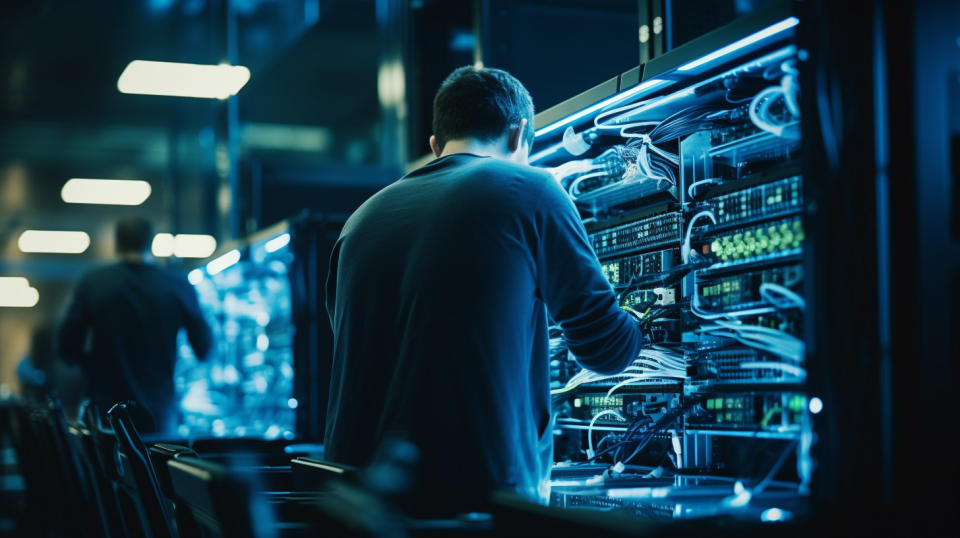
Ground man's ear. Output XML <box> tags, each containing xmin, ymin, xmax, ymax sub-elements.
<box><xmin>507</xmin><ymin>118</ymin><xmax>528</xmax><ymax>154</ymax></box>
<box><xmin>429</xmin><ymin>135</ymin><xmax>442</xmax><ymax>157</ymax></box>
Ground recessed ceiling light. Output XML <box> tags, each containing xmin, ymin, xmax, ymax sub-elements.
<box><xmin>151</xmin><ymin>233</ymin><xmax>217</xmax><ymax>258</ymax></box>
<box><xmin>18</xmin><ymin>230</ymin><xmax>90</xmax><ymax>254</ymax></box>
<box><xmin>206</xmin><ymin>249</ymin><xmax>240</xmax><ymax>275</ymax></box>
<box><xmin>0</xmin><ymin>277</ymin><xmax>39</xmax><ymax>307</ymax></box>
<box><xmin>118</xmin><ymin>60</ymin><xmax>250</xmax><ymax>99</ymax></box>
<box><xmin>61</xmin><ymin>178</ymin><xmax>152</xmax><ymax>205</ymax></box>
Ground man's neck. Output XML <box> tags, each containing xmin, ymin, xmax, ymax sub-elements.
<box><xmin>439</xmin><ymin>138</ymin><xmax>509</xmax><ymax>160</ymax></box>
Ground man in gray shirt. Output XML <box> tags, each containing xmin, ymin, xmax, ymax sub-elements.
<box><xmin>324</xmin><ymin>67</ymin><xmax>644</xmax><ymax>514</ymax></box>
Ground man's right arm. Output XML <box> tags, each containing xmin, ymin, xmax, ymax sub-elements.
<box><xmin>533</xmin><ymin>173</ymin><xmax>644</xmax><ymax>375</ymax></box>
<box><xmin>181</xmin><ymin>280</ymin><xmax>213</xmax><ymax>360</ymax></box>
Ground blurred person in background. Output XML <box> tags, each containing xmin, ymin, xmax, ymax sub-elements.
<box><xmin>16</xmin><ymin>322</ymin><xmax>56</xmax><ymax>402</ymax></box>
<box><xmin>58</xmin><ymin>217</ymin><xmax>213</xmax><ymax>435</ymax></box>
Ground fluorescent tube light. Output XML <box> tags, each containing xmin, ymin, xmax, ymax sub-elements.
<box><xmin>61</xmin><ymin>178</ymin><xmax>151</xmax><ymax>205</ymax></box>
<box><xmin>173</xmin><ymin>234</ymin><xmax>217</xmax><ymax>258</ymax></box>
<box><xmin>206</xmin><ymin>249</ymin><xmax>240</xmax><ymax>275</ymax></box>
<box><xmin>18</xmin><ymin>230</ymin><xmax>90</xmax><ymax>254</ymax></box>
<box><xmin>151</xmin><ymin>233</ymin><xmax>175</xmax><ymax>257</ymax></box>
<box><xmin>264</xmin><ymin>233</ymin><xmax>290</xmax><ymax>253</ymax></box>
<box><xmin>152</xmin><ymin>233</ymin><xmax>217</xmax><ymax>258</ymax></box>
<box><xmin>0</xmin><ymin>276</ymin><xmax>39</xmax><ymax>307</ymax></box>
<box><xmin>118</xmin><ymin>60</ymin><xmax>251</xmax><ymax>99</ymax></box>
<box><xmin>187</xmin><ymin>268</ymin><xmax>204</xmax><ymax>285</ymax></box>
<box><xmin>676</xmin><ymin>17</ymin><xmax>799</xmax><ymax>72</ymax></box>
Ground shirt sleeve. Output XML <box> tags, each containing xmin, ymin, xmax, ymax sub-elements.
<box><xmin>59</xmin><ymin>277</ymin><xmax>91</xmax><ymax>365</ymax></box>
<box><xmin>533</xmin><ymin>173</ymin><xmax>644</xmax><ymax>375</ymax></box>
<box><xmin>181</xmin><ymin>279</ymin><xmax>213</xmax><ymax>360</ymax></box>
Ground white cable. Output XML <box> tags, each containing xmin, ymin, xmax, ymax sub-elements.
<box><xmin>549</xmin><ymin>161</ymin><xmax>601</xmax><ymax>180</ymax></box>
<box><xmin>702</xmin><ymin>324</ymin><xmax>804</xmax><ymax>362</ymax></box>
<box><xmin>759</xmin><ymin>282</ymin><xmax>806</xmax><ymax>310</ymax></box>
<box><xmin>568</xmin><ymin>171</ymin><xmax>608</xmax><ymax>198</ymax></box>
<box><xmin>593</xmin><ymin>98</ymin><xmax>659</xmax><ymax>129</ymax></box>
<box><xmin>781</xmin><ymin>74</ymin><xmax>801</xmax><ymax>118</ymax></box>
<box><xmin>588</xmin><ymin>409</ymin><xmax>625</xmax><ymax>457</ymax></box>
<box><xmin>606</xmin><ymin>373</ymin><xmax>684</xmax><ymax>398</ymax></box>
<box><xmin>749</xmin><ymin>86</ymin><xmax>787</xmax><ymax>136</ymax></box>
<box><xmin>687</xmin><ymin>178</ymin><xmax>721</xmax><ymax>199</ymax></box>
<box><xmin>646</xmin><ymin>142</ymin><xmax>679</xmax><ymax>164</ymax></box>
<box><xmin>740</xmin><ymin>361</ymin><xmax>807</xmax><ymax>379</ymax></box>
<box><xmin>682</xmin><ymin>210</ymin><xmax>716</xmax><ymax>263</ymax></box>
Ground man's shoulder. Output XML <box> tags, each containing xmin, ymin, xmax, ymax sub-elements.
<box><xmin>470</xmin><ymin>157</ymin><xmax>553</xmax><ymax>183</ymax></box>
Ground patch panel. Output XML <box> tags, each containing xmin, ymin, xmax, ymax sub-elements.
<box><xmin>693</xmin><ymin>215</ymin><xmax>804</xmax><ymax>266</ymax></box>
<box><xmin>709</xmin><ymin>122</ymin><xmax>763</xmax><ymax>146</ymax></box>
<box><xmin>600</xmin><ymin>248</ymin><xmax>680</xmax><ymax>287</ymax></box>
<box><xmin>708</xmin><ymin>176</ymin><xmax>802</xmax><ymax>224</ymax></box>
<box><xmin>589</xmin><ymin>212</ymin><xmax>682</xmax><ymax>260</ymax></box>
<box><xmin>687</xmin><ymin>393</ymin><xmax>806</xmax><ymax>429</ymax></box>
<box><xmin>688</xmin><ymin>347</ymin><xmax>805</xmax><ymax>384</ymax></box>
<box><xmin>696</xmin><ymin>264</ymin><xmax>802</xmax><ymax>312</ymax></box>
<box><xmin>620</xmin><ymin>287</ymin><xmax>677</xmax><ymax>308</ymax></box>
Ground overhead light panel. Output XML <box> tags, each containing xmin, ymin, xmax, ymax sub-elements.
<box><xmin>118</xmin><ymin>60</ymin><xmax>251</xmax><ymax>99</ymax></box>
<box><xmin>0</xmin><ymin>276</ymin><xmax>39</xmax><ymax>307</ymax></box>
<box><xmin>151</xmin><ymin>233</ymin><xmax>217</xmax><ymax>258</ymax></box>
<box><xmin>264</xmin><ymin>233</ymin><xmax>290</xmax><ymax>253</ymax></box>
<box><xmin>62</xmin><ymin>178</ymin><xmax>152</xmax><ymax>205</ymax></box>
<box><xmin>151</xmin><ymin>233</ymin><xmax>175</xmax><ymax>257</ymax></box>
<box><xmin>18</xmin><ymin>230</ymin><xmax>90</xmax><ymax>254</ymax></box>
<box><xmin>206</xmin><ymin>249</ymin><xmax>241</xmax><ymax>275</ymax></box>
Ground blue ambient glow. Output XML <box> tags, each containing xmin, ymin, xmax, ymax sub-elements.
<box><xmin>533</xmin><ymin>79</ymin><xmax>672</xmax><ymax>138</ymax></box>
<box><xmin>809</xmin><ymin>396</ymin><xmax>823</xmax><ymax>414</ymax></box>
<box><xmin>761</xmin><ymin>507</ymin><xmax>792</xmax><ymax>522</ymax></box>
<box><xmin>676</xmin><ymin>17</ymin><xmax>799</xmax><ymax>72</ymax></box>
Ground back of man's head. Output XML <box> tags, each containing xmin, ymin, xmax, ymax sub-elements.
<box><xmin>432</xmin><ymin>66</ymin><xmax>535</xmax><ymax>152</ymax></box>
<box><xmin>115</xmin><ymin>217</ymin><xmax>153</xmax><ymax>256</ymax></box>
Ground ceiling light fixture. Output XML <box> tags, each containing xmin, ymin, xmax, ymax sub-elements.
<box><xmin>18</xmin><ymin>230</ymin><xmax>90</xmax><ymax>254</ymax></box>
<box><xmin>118</xmin><ymin>60</ymin><xmax>250</xmax><ymax>99</ymax></box>
<box><xmin>61</xmin><ymin>178</ymin><xmax>152</xmax><ymax>205</ymax></box>
<box><xmin>151</xmin><ymin>233</ymin><xmax>217</xmax><ymax>258</ymax></box>
<box><xmin>0</xmin><ymin>277</ymin><xmax>39</xmax><ymax>308</ymax></box>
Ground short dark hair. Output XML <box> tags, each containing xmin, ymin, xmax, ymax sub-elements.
<box><xmin>115</xmin><ymin>217</ymin><xmax>153</xmax><ymax>254</ymax></box>
<box><xmin>432</xmin><ymin>66</ymin><xmax>535</xmax><ymax>152</ymax></box>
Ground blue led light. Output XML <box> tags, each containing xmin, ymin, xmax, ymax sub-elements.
<box><xmin>809</xmin><ymin>396</ymin><xmax>823</xmax><ymax>414</ymax></box>
<box><xmin>677</xmin><ymin>17</ymin><xmax>799</xmax><ymax>72</ymax></box>
<box><xmin>534</xmin><ymin>79</ymin><xmax>672</xmax><ymax>138</ymax></box>
<box><xmin>761</xmin><ymin>507</ymin><xmax>792</xmax><ymax>522</ymax></box>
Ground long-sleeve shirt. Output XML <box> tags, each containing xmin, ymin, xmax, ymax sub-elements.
<box><xmin>325</xmin><ymin>153</ymin><xmax>644</xmax><ymax>512</ymax></box>
<box><xmin>59</xmin><ymin>261</ymin><xmax>213</xmax><ymax>433</ymax></box>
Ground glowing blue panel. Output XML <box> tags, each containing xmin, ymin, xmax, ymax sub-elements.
<box><xmin>175</xmin><ymin>237</ymin><xmax>296</xmax><ymax>439</ymax></box>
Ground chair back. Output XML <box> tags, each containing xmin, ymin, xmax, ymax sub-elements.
<box><xmin>107</xmin><ymin>402</ymin><xmax>175</xmax><ymax>538</ymax></box>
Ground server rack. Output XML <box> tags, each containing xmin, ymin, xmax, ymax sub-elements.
<box><xmin>172</xmin><ymin>213</ymin><xmax>344</xmax><ymax>442</ymax></box>
<box><xmin>530</xmin><ymin>1</ymin><xmax>838</xmax><ymax>526</ymax></box>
